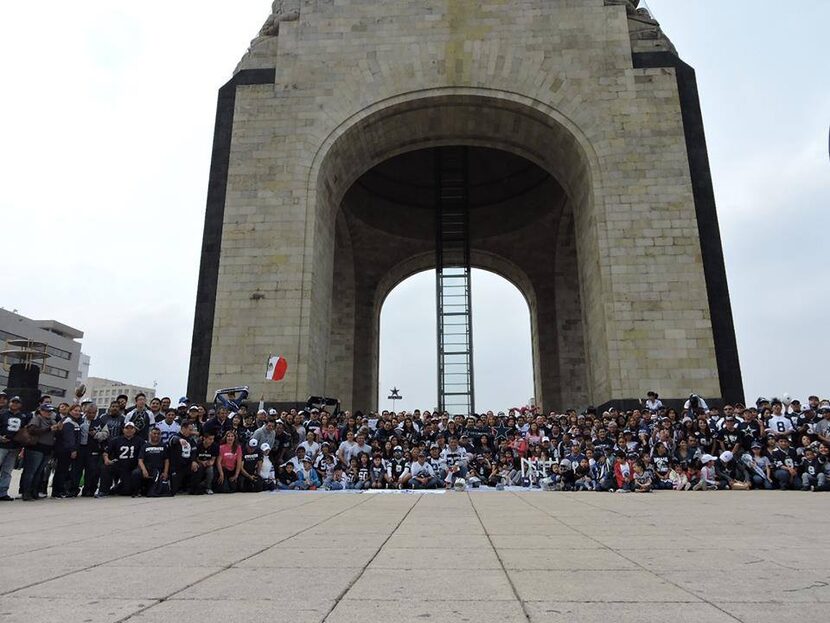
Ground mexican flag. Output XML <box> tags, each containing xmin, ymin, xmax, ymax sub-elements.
<box><xmin>265</xmin><ymin>355</ymin><xmax>288</xmax><ymax>381</ymax></box>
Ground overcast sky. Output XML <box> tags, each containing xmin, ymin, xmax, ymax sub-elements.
<box><xmin>1</xmin><ymin>1</ymin><xmax>827</xmax><ymax>410</ymax></box>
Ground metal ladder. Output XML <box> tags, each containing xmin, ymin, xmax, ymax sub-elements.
<box><xmin>435</xmin><ymin>147</ymin><xmax>474</xmax><ymax>416</ymax></box>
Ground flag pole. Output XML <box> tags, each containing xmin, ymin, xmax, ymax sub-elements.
<box><xmin>261</xmin><ymin>353</ymin><xmax>272</xmax><ymax>413</ymax></box>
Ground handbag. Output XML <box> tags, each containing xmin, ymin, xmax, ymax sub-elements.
<box><xmin>13</xmin><ymin>428</ymin><xmax>37</xmax><ymax>447</ymax></box>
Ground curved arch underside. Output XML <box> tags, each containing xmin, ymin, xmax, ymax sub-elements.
<box><xmin>317</xmin><ymin>94</ymin><xmax>599</xmax><ymax>411</ymax></box>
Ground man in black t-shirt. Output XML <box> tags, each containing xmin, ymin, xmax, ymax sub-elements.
<box><xmin>98</xmin><ymin>422</ymin><xmax>144</xmax><ymax>497</ymax></box>
<box><xmin>717</xmin><ymin>416</ymin><xmax>742</xmax><ymax>454</ymax></box>
<box><xmin>192</xmin><ymin>433</ymin><xmax>218</xmax><ymax>495</ymax></box>
<box><xmin>137</xmin><ymin>427</ymin><xmax>169</xmax><ymax>496</ymax></box>
<box><xmin>239</xmin><ymin>438</ymin><xmax>263</xmax><ymax>492</ymax></box>
<box><xmin>168</xmin><ymin>421</ymin><xmax>198</xmax><ymax>495</ymax></box>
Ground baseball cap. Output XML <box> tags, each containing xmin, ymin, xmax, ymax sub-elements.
<box><xmin>719</xmin><ymin>451</ymin><xmax>733</xmax><ymax>463</ymax></box>
<box><xmin>0</xmin><ymin>391</ymin><xmax>7</xmax><ymax>398</ymax></box>
<box><xmin>701</xmin><ymin>454</ymin><xmax>715</xmax><ymax>463</ymax></box>
<box><xmin>393</xmin><ymin>445</ymin><xmax>403</xmax><ymax>452</ymax></box>
<box><xmin>260</xmin><ymin>443</ymin><xmax>271</xmax><ymax>452</ymax></box>
<box><xmin>124</xmin><ymin>421</ymin><xmax>136</xmax><ymax>428</ymax></box>
<box><xmin>302</xmin><ymin>456</ymin><xmax>312</xmax><ymax>463</ymax></box>
<box><xmin>248</xmin><ymin>438</ymin><xmax>259</xmax><ymax>447</ymax></box>
<box><xmin>11</xmin><ymin>395</ymin><xmax>22</xmax><ymax>403</ymax></box>
<box><xmin>179</xmin><ymin>396</ymin><xmax>190</xmax><ymax>404</ymax></box>
<box><xmin>188</xmin><ymin>405</ymin><xmax>199</xmax><ymax>412</ymax></box>
<box><xmin>268</xmin><ymin>408</ymin><xmax>277</xmax><ymax>416</ymax></box>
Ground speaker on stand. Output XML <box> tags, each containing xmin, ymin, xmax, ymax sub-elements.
<box><xmin>1</xmin><ymin>340</ymin><xmax>47</xmax><ymax>412</ymax></box>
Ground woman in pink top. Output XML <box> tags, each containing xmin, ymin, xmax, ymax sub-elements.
<box><xmin>217</xmin><ymin>430</ymin><xmax>242</xmax><ymax>493</ymax></box>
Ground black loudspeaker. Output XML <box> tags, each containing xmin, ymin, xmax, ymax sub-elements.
<box><xmin>4</xmin><ymin>363</ymin><xmax>42</xmax><ymax>412</ymax></box>
<box><xmin>8</xmin><ymin>363</ymin><xmax>40</xmax><ymax>388</ymax></box>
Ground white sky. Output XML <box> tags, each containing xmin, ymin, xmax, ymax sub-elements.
<box><xmin>1</xmin><ymin>1</ymin><xmax>828</xmax><ymax>409</ymax></box>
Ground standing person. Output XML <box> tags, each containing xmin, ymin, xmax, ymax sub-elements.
<box><xmin>124</xmin><ymin>393</ymin><xmax>153</xmax><ymax>440</ymax></box>
<box><xmin>0</xmin><ymin>396</ymin><xmax>30</xmax><ymax>501</ymax></box>
<box><xmin>20</xmin><ymin>404</ymin><xmax>60</xmax><ymax>501</ymax></box>
<box><xmin>52</xmin><ymin>404</ymin><xmax>82</xmax><ymax>498</ymax></box>
<box><xmin>155</xmin><ymin>409</ymin><xmax>181</xmax><ymax>445</ymax></box>
<box><xmin>84</xmin><ymin>402</ymin><xmax>124</xmax><ymax>496</ymax></box>
<box><xmin>98</xmin><ymin>422</ymin><xmax>144</xmax><ymax>497</ymax></box>
<box><xmin>148</xmin><ymin>397</ymin><xmax>164</xmax><ymax>425</ymax></box>
<box><xmin>74</xmin><ymin>402</ymin><xmax>98</xmax><ymax>497</ymax></box>
<box><xmin>252</xmin><ymin>419</ymin><xmax>276</xmax><ymax>458</ymax></box>
<box><xmin>272</xmin><ymin>420</ymin><xmax>293</xmax><ymax>466</ymax></box>
<box><xmin>766</xmin><ymin>401</ymin><xmax>795</xmax><ymax>441</ymax></box>
<box><xmin>216</xmin><ymin>430</ymin><xmax>242</xmax><ymax>493</ymax></box>
<box><xmin>203</xmin><ymin>406</ymin><xmax>234</xmax><ymax>441</ymax></box>
<box><xmin>298</xmin><ymin>431</ymin><xmax>321</xmax><ymax>461</ymax></box>
<box><xmin>337</xmin><ymin>430</ymin><xmax>357</xmax><ymax>466</ymax></box>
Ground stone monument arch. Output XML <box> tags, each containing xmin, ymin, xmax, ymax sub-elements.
<box><xmin>189</xmin><ymin>0</ymin><xmax>743</xmax><ymax>411</ymax></box>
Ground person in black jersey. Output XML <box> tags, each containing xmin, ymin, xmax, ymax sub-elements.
<box><xmin>137</xmin><ymin>427</ymin><xmax>169</xmax><ymax>497</ymax></box>
<box><xmin>799</xmin><ymin>447</ymin><xmax>824</xmax><ymax>491</ymax></box>
<box><xmin>168</xmin><ymin>421</ymin><xmax>198</xmax><ymax>495</ymax></box>
<box><xmin>770</xmin><ymin>437</ymin><xmax>798</xmax><ymax>490</ymax></box>
<box><xmin>239</xmin><ymin>438</ymin><xmax>263</xmax><ymax>492</ymax></box>
<box><xmin>192</xmin><ymin>433</ymin><xmax>218</xmax><ymax>495</ymax></box>
<box><xmin>98</xmin><ymin>421</ymin><xmax>144</xmax><ymax>497</ymax></box>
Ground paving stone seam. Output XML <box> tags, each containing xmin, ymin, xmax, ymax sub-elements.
<box><xmin>467</xmin><ymin>493</ymin><xmax>533</xmax><ymax>623</ymax></box>
<box><xmin>513</xmin><ymin>494</ymin><xmax>748</xmax><ymax>623</ymax></box>
<box><xmin>2</xmin><ymin>494</ymin><xmax>307</xmax><ymax>557</ymax></box>
<box><xmin>320</xmin><ymin>494</ymin><xmax>423</xmax><ymax>622</ymax></box>
<box><xmin>0</xmin><ymin>495</ymin><xmax>327</xmax><ymax>597</ymax></box>
<box><xmin>113</xmin><ymin>494</ymin><xmax>378</xmax><ymax>623</ymax></box>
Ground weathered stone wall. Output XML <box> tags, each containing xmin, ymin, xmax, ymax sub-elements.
<box><xmin>203</xmin><ymin>0</ymin><xmax>727</xmax><ymax>410</ymax></box>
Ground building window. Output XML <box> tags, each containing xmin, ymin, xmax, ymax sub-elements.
<box><xmin>38</xmin><ymin>384</ymin><xmax>67</xmax><ymax>398</ymax></box>
<box><xmin>43</xmin><ymin>365</ymin><xmax>70</xmax><ymax>379</ymax></box>
<box><xmin>47</xmin><ymin>346</ymin><xmax>72</xmax><ymax>360</ymax></box>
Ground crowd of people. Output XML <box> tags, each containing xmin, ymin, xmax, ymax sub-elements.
<box><xmin>1</xmin><ymin>388</ymin><xmax>829</xmax><ymax>501</ymax></box>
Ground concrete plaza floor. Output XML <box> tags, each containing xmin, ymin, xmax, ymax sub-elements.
<box><xmin>1</xmin><ymin>490</ymin><xmax>828</xmax><ymax>623</ymax></box>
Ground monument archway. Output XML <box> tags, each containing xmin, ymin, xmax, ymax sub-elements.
<box><xmin>188</xmin><ymin>0</ymin><xmax>744</xmax><ymax>411</ymax></box>
<box><xmin>314</xmin><ymin>93</ymin><xmax>598</xmax><ymax>412</ymax></box>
